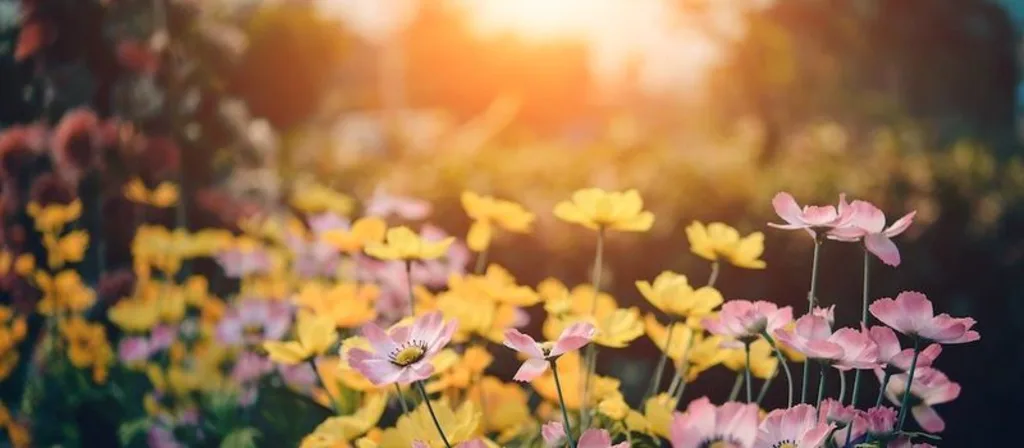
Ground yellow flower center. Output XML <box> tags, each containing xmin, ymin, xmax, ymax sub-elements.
<box><xmin>539</xmin><ymin>341</ymin><xmax>555</xmax><ymax>356</ymax></box>
<box><xmin>702</xmin><ymin>440</ymin><xmax>741</xmax><ymax>448</ymax></box>
<box><xmin>775</xmin><ymin>443</ymin><xmax>798</xmax><ymax>448</ymax></box>
<box><xmin>390</xmin><ymin>343</ymin><xmax>426</xmax><ymax>366</ymax></box>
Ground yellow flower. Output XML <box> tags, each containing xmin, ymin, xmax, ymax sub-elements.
<box><xmin>27</xmin><ymin>200</ymin><xmax>81</xmax><ymax>233</ymax></box>
<box><xmin>0</xmin><ymin>251</ymin><xmax>9</xmax><ymax>277</ymax></box>
<box><xmin>538</xmin><ymin>279</ymin><xmax>618</xmax><ymax>317</ymax></box>
<box><xmin>321</xmin><ymin>217</ymin><xmax>387</xmax><ymax>253</ymax></box>
<box><xmin>294</xmin><ymin>282</ymin><xmax>378</xmax><ymax>328</ymax></box>
<box><xmin>337</xmin><ymin>337</ymin><xmax>381</xmax><ymax>392</ymax></box>
<box><xmin>108</xmin><ymin>298</ymin><xmax>160</xmax><ymax>332</ymax></box>
<box><xmin>545</xmin><ymin>307</ymin><xmax>643</xmax><ymax>348</ymax></box>
<box><xmin>300</xmin><ymin>393</ymin><xmax>387</xmax><ymax>448</ymax></box>
<box><xmin>643</xmin><ymin>314</ymin><xmax>695</xmax><ymax>363</ymax></box>
<box><xmin>378</xmin><ymin>399</ymin><xmax>480</xmax><ymax>448</ymax></box>
<box><xmin>533</xmin><ymin>352</ymin><xmax>620</xmax><ymax>410</ymax></box>
<box><xmin>448</xmin><ymin>265</ymin><xmax>540</xmax><ymax>306</ymax></box>
<box><xmin>461</xmin><ymin>191</ymin><xmax>535</xmax><ymax>251</ymax></box>
<box><xmin>59</xmin><ymin>316</ymin><xmax>113</xmax><ymax>383</ymax></box>
<box><xmin>644</xmin><ymin>393</ymin><xmax>675</xmax><ymax>439</ymax></box>
<box><xmin>636</xmin><ymin>271</ymin><xmax>723</xmax><ymax>321</ymax></box>
<box><xmin>721</xmin><ymin>338</ymin><xmax>778</xmax><ymax>379</ymax></box>
<box><xmin>124</xmin><ymin>178</ymin><xmax>179</xmax><ymax>208</ymax></box>
<box><xmin>466</xmin><ymin>376</ymin><xmax>531</xmax><ymax>442</ymax></box>
<box><xmin>598</xmin><ymin>394</ymin><xmax>630</xmax><ymax>420</ymax></box>
<box><xmin>364</xmin><ymin>226</ymin><xmax>454</xmax><ymax>261</ymax></box>
<box><xmin>553</xmin><ymin>188</ymin><xmax>654</xmax><ymax>232</ymax></box>
<box><xmin>13</xmin><ymin>253</ymin><xmax>34</xmax><ymax>276</ymax></box>
<box><xmin>157</xmin><ymin>285</ymin><xmax>188</xmax><ymax>323</ymax></box>
<box><xmin>291</xmin><ymin>183</ymin><xmax>355</xmax><ymax>216</ymax></box>
<box><xmin>264</xmin><ymin>311</ymin><xmax>338</xmax><ymax>365</ymax></box>
<box><xmin>685</xmin><ymin>221</ymin><xmax>766</xmax><ymax>269</ymax></box>
<box><xmin>35</xmin><ymin>270</ymin><xmax>96</xmax><ymax>315</ymax></box>
<box><xmin>684</xmin><ymin>332</ymin><xmax>728</xmax><ymax>382</ymax></box>
<box><xmin>427</xmin><ymin>346</ymin><xmax>493</xmax><ymax>393</ymax></box>
<box><xmin>54</xmin><ymin>230</ymin><xmax>89</xmax><ymax>267</ymax></box>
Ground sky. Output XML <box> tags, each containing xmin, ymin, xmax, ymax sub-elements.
<box><xmin>318</xmin><ymin>0</ymin><xmax>740</xmax><ymax>93</ymax></box>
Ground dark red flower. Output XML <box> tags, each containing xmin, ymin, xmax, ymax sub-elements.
<box><xmin>51</xmin><ymin>108</ymin><xmax>103</xmax><ymax>178</ymax></box>
<box><xmin>136</xmin><ymin>136</ymin><xmax>180</xmax><ymax>182</ymax></box>
<box><xmin>14</xmin><ymin>20</ymin><xmax>46</xmax><ymax>61</ymax></box>
<box><xmin>0</xmin><ymin>125</ymin><xmax>44</xmax><ymax>178</ymax></box>
<box><xmin>116</xmin><ymin>40</ymin><xmax>161</xmax><ymax>74</ymax></box>
<box><xmin>29</xmin><ymin>172</ymin><xmax>76</xmax><ymax>206</ymax></box>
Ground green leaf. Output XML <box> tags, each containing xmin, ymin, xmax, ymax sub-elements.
<box><xmin>220</xmin><ymin>427</ymin><xmax>261</xmax><ymax>448</ymax></box>
<box><xmin>118</xmin><ymin>417</ymin><xmax>153</xmax><ymax>446</ymax></box>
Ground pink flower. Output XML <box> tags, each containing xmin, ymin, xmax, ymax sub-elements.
<box><xmin>863</xmin><ymin>406</ymin><xmax>898</xmax><ymax>437</ymax></box>
<box><xmin>670</xmin><ymin>397</ymin><xmax>759</xmax><ymax>448</ymax></box>
<box><xmin>869</xmin><ymin>291</ymin><xmax>980</xmax><ymax>344</ymax></box>
<box><xmin>773</xmin><ymin>314</ymin><xmax>879</xmax><ymax>370</ymax></box>
<box><xmin>542</xmin><ymin>421</ymin><xmax>567</xmax><ymax>447</ymax></box>
<box><xmin>364</xmin><ymin>186</ymin><xmax>431</xmax><ymax>220</ymax></box>
<box><xmin>888</xmin><ymin>437</ymin><xmax>937</xmax><ymax>448</ymax></box>
<box><xmin>578</xmin><ymin>428</ymin><xmax>630</xmax><ymax>448</ymax></box>
<box><xmin>817</xmin><ymin>399</ymin><xmax>866</xmax><ymax>445</ymax></box>
<box><xmin>866</xmin><ymin>325</ymin><xmax>942</xmax><ymax>371</ymax></box>
<box><xmin>306</xmin><ymin>212</ymin><xmax>350</xmax><ymax>235</ymax></box>
<box><xmin>347</xmin><ymin>311</ymin><xmax>456</xmax><ymax>386</ymax></box>
<box><xmin>413</xmin><ymin>440</ymin><xmax>490</xmax><ymax>448</ymax></box>
<box><xmin>768</xmin><ymin>192</ymin><xmax>850</xmax><ymax>236</ymax></box>
<box><xmin>215</xmin><ymin>247</ymin><xmax>272</xmax><ymax>278</ymax></box>
<box><xmin>231</xmin><ymin>351</ymin><xmax>274</xmax><ymax>384</ymax></box>
<box><xmin>286</xmin><ymin>235</ymin><xmax>340</xmax><ymax>279</ymax></box>
<box><xmin>703</xmin><ymin>300</ymin><xmax>793</xmax><ymax>345</ymax></box>
<box><xmin>217</xmin><ymin>300</ymin><xmax>291</xmax><ymax>347</ymax></box>
<box><xmin>118</xmin><ymin>337</ymin><xmax>151</xmax><ymax>364</ymax></box>
<box><xmin>880</xmin><ymin>368</ymin><xmax>960</xmax><ymax>433</ymax></box>
<box><xmin>503</xmin><ymin>322</ymin><xmax>596</xmax><ymax>382</ymax></box>
<box><xmin>755</xmin><ymin>404</ymin><xmax>834</xmax><ymax>448</ymax></box>
<box><xmin>827</xmin><ymin>198</ymin><xmax>915</xmax><ymax>266</ymax></box>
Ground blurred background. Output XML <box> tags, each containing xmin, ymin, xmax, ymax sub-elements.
<box><xmin>2</xmin><ymin>0</ymin><xmax>1023</xmax><ymax>445</ymax></box>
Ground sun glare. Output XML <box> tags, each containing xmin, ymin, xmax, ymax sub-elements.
<box><xmin>464</xmin><ymin>0</ymin><xmax>614</xmax><ymax>39</ymax></box>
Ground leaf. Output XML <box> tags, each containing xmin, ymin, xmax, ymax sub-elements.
<box><xmin>118</xmin><ymin>418</ymin><xmax>153</xmax><ymax>446</ymax></box>
<box><xmin>220</xmin><ymin>427</ymin><xmax>260</xmax><ymax>448</ymax></box>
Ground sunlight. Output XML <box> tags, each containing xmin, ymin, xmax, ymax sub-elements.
<box><xmin>464</xmin><ymin>0</ymin><xmax>616</xmax><ymax>39</ymax></box>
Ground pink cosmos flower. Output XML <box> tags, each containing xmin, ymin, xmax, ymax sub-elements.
<box><xmin>286</xmin><ymin>235</ymin><xmax>340</xmax><ymax>279</ymax></box>
<box><xmin>818</xmin><ymin>399</ymin><xmax>866</xmax><ymax>445</ymax></box>
<box><xmin>215</xmin><ymin>247</ymin><xmax>272</xmax><ymax>278</ymax></box>
<box><xmin>413</xmin><ymin>440</ymin><xmax>489</xmax><ymax>448</ymax></box>
<box><xmin>769</xmin><ymin>192</ymin><xmax>851</xmax><ymax>236</ymax></box>
<box><xmin>773</xmin><ymin>314</ymin><xmax>879</xmax><ymax>370</ymax></box>
<box><xmin>118</xmin><ymin>337</ymin><xmax>151</xmax><ymax>364</ymax></box>
<box><xmin>863</xmin><ymin>406</ymin><xmax>898</xmax><ymax>437</ymax></box>
<box><xmin>217</xmin><ymin>300</ymin><xmax>291</xmax><ymax>347</ymax></box>
<box><xmin>888</xmin><ymin>437</ymin><xmax>937</xmax><ymax>448</ymax></box>
<box><xmin>703</xmin><ymin>300</ymin><xmax>793</xmax><ymax>345</ymax></box>
<box><xmin>503</xmin><ymin>322</ymin><xmax>597</xmax><ymax>382</ymax></box>
<box><xmin>306</xmin><ymin>212</ymin><xmax>349</xmax><ymax>236</ymax></box>
<box><xmin>364</xmin><ymin>186</ymin><xmax>432</xmax><ymax>220</ymax></box>
<box><xmin>869</xmin><ymin>291</ymin><xmax>980</xmax><ymax>344</ymax></box>
<box><xmin>827</xmin><ymin>198</ymin><xmax>916</xmax><ymax>267</ymax></box>
<box><xmin>670</xmin><ymin>397</ymin><xmax>759</xmax><ymax>448</ymax></box>
<box><xmin>866</xmin><ymin>325</ymin><xmax>942</xmax><ymax>371</ymax></box>
<box><xmin>541</xmin><ymin>421</ymin><xmax>566</xmax><ymax>447</ymax></box>
<box><xmin>231</xmin><ymin>351</ymin><xmax>274</xmax><ymax>384</ymax></box>
<box><xmin>347</xmin><ymin>311</ymin><xmax>456</xmax><ymax>386</ymax></box>
<box><xmin>755</xmin><ymin>404</ymin><xmax>834</xmax><ymax>448</ymax></box>
<box><xmin>879</xmin><ymin>367</ymin><xmax>960</xmax><ymax>433</ymax></box>
<box><xmin>541</xmin><ymin>422</ymin><xmax>629</xmax><ymax>448</ymax></box>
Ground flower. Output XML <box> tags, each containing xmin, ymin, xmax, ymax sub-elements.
<box><xmin>364</xmin><ymin>186</ymin><xmax>431</xmax><ymax>220</ymax></box>
<box><xmin>466</xmin><ymin>376</ymin><xmax>531</xmax><ymax>442</ymax></box>
<box><xmin>299</xmin><ymin>393</ymin><xmax>386</xmax><ymax>448</ymax></box>
<box><xmin>553</xmin><ymin>188</ymin><xmax>654</xmax><ymax>232</ymax></box>
<box><xmin>36</xmin><ymin>270</ymin><xmax>96</xmax><ymax>315</ymax></box>
<box><xmin>773</xmin><ymin>313</ymin><xmax>879</xmax><ymax>370</ymax></box>
<box><xmin>461</xmin><ymin>191</ymin><xmax>535</xmax><ymax>251</ymax></box>
<box><xmin>869</xmin><ymin>291</ymin><xmax>980</xmax><ymax>344</ymax></box>
<box><xmin>703</xmin><ymin>300</ymin><xmax>792</xmax><ymax>345</ymax></box>
<box><xmin>320</xmin><ymin>217</ymin><xmax>387</xmax><ymax>253</ymax></box>
<box><xmin>294</xmin><ymin>282</ymin><xmax>379</xmax><ymax>328</ymax></box>
<box><xmin>867</xmin><ymin>325</ymin><xmax>942</xmax><ymax>372</ymax></box>
<box><xmin>768</xmin><ymin>192</ymin><xmax>849</xmax><ymax>236</ymax></box>
<box><xmin>124</xmin><ymin>178</ymin><xmax>179</xmax><ymax>208</ymax></box>
<box><xmin>533</xmin><ymin>351</ymin><xmax>620</xmax><ymax>410</ymax></box>
<box><xmin>263</xmin><ymin>310</ymin><xmax>338</xmax><ymax>365</ymax></box>
<box><xmin>217</xmin><ymin>299</ymin><xmax>291</xmax><ymax>347</ymax></box>
<box><xmin>541</xmin><ymin>421</ymin><xmax>628</xmax><ymax>448</ymax></box>
<box><xmin>755</xmin><ymin>404</ymin><xmax>834</xmax><ymax>448</ymax></box>
<box><xmin>645</xmin><ymin>317</ymin><xmax>724</xmax><ymax>380</ymax></box>
<box><xmin>60</xmin><ymin>316</ymin><xmax>113</xmax><ymax>383</ymax></box>
<box><xmin>503</xmin><ymin>321</ymin><xmax>596</xmax><ymax>381</ymax></box>
<box><xmin>290</xmin><ymin>183</ymin><xmax>355</xmax><ymax>216</ymax></box>
<box><xmin>365</xmin><ymin>226</ymin><xmax>455</xmax><ymax>261</ymax></box>
<box><xmin>880</xmin><ymin>367</ymin><xmax>960</xmax><ymax>433</ymax></box>
<box><xmin>346</xmin><ymin>311</ymin><xmax>456</xmax><ymax>385</ymax></box>
<box><xmin>685</xmin><ymin>222</ymin><xmax>766</xmax><ymax>269</ymax></box>
<box><xmin>378</xmin><ymin>399</ymin><xmax>479</xmax><ymax>447</ymax></box>
<box><xmin>863</xmin><ymin>406</ymin><xmax>898</xmax><ymax>437</ymax></box>
<box><xmin>636</xmin><ymin>271</ymin><xmax>723</xmax><ymax>321</ymax></box>
<box><xmin>26</xmin><ymin>199</ymin><xmax>82</xmax><ymax>234</ymax></box>
<box><xmin>721</xmin><ymin>338</ymin><xmax>779</xmax><ymax>379</ymax></box>
<box><xmin>670</xmin><ymin>397</ymin><xmax>759</xmax><ymax>448</ymax></box>
<box><xmin>827</xmin><ymin>198</ymin><xmax>915</xmax><ymax>266</ymax></box>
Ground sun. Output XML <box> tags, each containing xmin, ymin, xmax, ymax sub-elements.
<box><xmin>462</xmin><ymin>0</ymin><xmax>613</xmax><ymax>39</ymax></box>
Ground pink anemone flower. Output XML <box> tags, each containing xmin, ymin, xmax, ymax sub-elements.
<box><xmin>703</xmin><ymin>300</ymin><xmax>793</xmax><ymax>346</ymax></box>
<box><xmin>869</xmin><ymin>291</ymin><xmax>979</xmax><ymax>344</ymax></box>
<box><xmin>755</xmin><ymin>404</ymin><xmax>834</xmax><ymax>448</ymax></box>
<box><xmin>866</xmin><ymin>325</ymin><xmax>942</xmax><ymax>372</ymax></box>
<box><xmin>346</xmin><ymin>311</ymin><xmax>456</xmax><ymax>386</ymax></box>
<box><xmin>773</xmin><ymin>314</ymin><xmax>879</xmax><ymax>370</ymax></box>
<box><xmin>503</xmin><ymin>322</ymin><xmax>596</xmax><ymax>382</ymax></box>
<box><xmin>768</xmin><ymin>192</ymin><xmax>851</xmax><ymax>236</ymax></box>
<box><xmin>217</xmin><ymin>299</ymin><xmax>291</xmax><ymax>347</ymax></box>
<box><xmin>827</xmin><ymin>198</ymin><xmax>915</xmax><ymax>267</ymax></box>
<box><xmin>670</xmin><ymin>397</ymin><xmax>759</xmax><ymax>448</ymax></box>
<box><xmin>863</xmin><ymin>406</ymin><xmax>898</xmax><ymax>438</ymax></box>
<box><xmin>888</xmin><ymin>437</ymin><xmax>937</xmax><ymax>448</ymax></box>
<box><xmin>541</xmin><ymin>422</ymin><xmax>629</xmax><ymax>448</ymax></box>
<box><xmin>817</xmin><ymin>399</ymin><xmax>866</xmax><ymax>445</ymax></box>
<box><xmin>879</xmin><ymin>367</ymin><xmax>960</xmax><ymax>433</ymax></box>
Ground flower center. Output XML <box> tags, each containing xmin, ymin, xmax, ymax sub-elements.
<box><xmin>774</xmin><ymin>442</ymin><xmax>798</xmax><ymax>448</ymax></box>
<box><xmin>389</xmin><ymin>342</ymin><xmax>427</xmax><ymax>366</ymax></box>
<box><xmin>539</xmin><ymin>341</ymin><xmax>555</xmax><ymax>357</ymax></box>
<box><xmin>700</xmin><ymin>438</ymin><xmax>741</xmax><ymax>448</ymax></box>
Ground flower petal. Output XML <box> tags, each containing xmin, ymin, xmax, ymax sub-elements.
<box><xmin>512</xmin><ymin>358</ymin><xmax>549</xmax><ymax>382</ymax></box>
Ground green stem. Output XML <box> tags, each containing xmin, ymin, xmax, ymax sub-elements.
<box><xmin>589</xmin><ymin>228</ymin><xmax>605</xmax><ymax>315</ymax></box>
<box><xmin>876</xmin><ymin>371</ymin><xmax>892</xmax><ymax>407</ymax></box>
<box><xmin>801</xmin><ymin>239</ymin><xmax>822</xmax><ymax>403</ymax></box>
<box><xmin>415</xmin><ymin>381</ymin><xmax>452</xmax><ymax>448</ymax></box>
<box><xmin>744</xmin><ymin>342</ymin><xmax>753</xmax><ymax>403</ymax></box>
<box><xmin>815</xmin><ymin>363</ymin><xmax>826</xmax><ymax>409</ymax></box>
<box><xmin>644</xmin><ymin>319</ymin><xmax>675</xmax><ymax>402</ymax></box>
<box><xmin>838</xmin><ymin>368</ymin><xmax>847</xmax><ymax>405</ymax></box>
<box><xmin>727</xmin><ymin>371</ymin><xmax>744</xmax><ymax>402</ymax></box>
<box><xmin>896</xmin><ymin>338</ymin><xmax>922</xmax><ymax>432</ymax></box>
<box><xmin>308</xmin><ymin>359</ymin><xmax>336</xmax><ymax>413</ymax></box>
<box><xmin>551</xmin><ymin>359</ymin><xmax>578</xmax><ymax>448</ymax></box>
<box><xmin>394</xmin><ymin>383</ymin><xmax>409</xmax><ymax>414</ymax></box>
<box><xmin>707</xmin><ymin>261</ymin><xmax>720</xmax><ymax>287</ymax></box>
<box><xmin>405</xmin><ymin>260</ymin><xmax>416</xmax><ymax>317</ymax></box>
<box><xmin>672</xmin><ymin>363</ymin><xmax>690</xmax><ymax>406</ymax></box>
<box><xmin>755</xmin><ymin>367</ymin><xmax>775</xmax><ymax>405</ymax></box>
<box><xmin>762</xmin><ymin>332</ymin><xmax>794</xmax><ymax>407</ymax></box>
<box><xmin>473</xmin><ymin>245</ymin><xmax>489</xmax><ymax>275</ymax></box>
<box><xmin>581</xmin><ymin>227</ymin><xmax>605</xmax><ymax>429</ymax></box>
<box><xmin>851</xmin><ymin>249</ymin><xmax>870</xmax><ymax>413</ymax></box>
